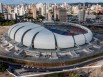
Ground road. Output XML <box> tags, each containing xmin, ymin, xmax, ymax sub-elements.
<box><xmin>1</xmin><ymin>53</ymin><xmax>103</xmax><ymax>77</ymax></box>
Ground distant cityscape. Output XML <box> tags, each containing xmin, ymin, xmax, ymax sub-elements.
<box><xmin>0</xmin><ymin>2</ymin><xmax>103</xmax><ymax>24</ymax></box>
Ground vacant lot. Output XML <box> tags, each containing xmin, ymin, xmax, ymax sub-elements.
<box><xmin>0</xmin><ymin>26</ymin><xmax>10</xmax><ymax>38</ymax></box>
<box><xmin>0</xmin><ymin>71</ymin><xmax>14</xmax><ymax>77</ymax></box>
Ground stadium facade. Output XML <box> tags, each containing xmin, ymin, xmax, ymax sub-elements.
<box><xmin>8</xmin><ymin>22</ymin><xmax>93</xmax><ymax>50</ymax></box>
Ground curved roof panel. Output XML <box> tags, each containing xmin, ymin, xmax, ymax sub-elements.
<box><xmin>8</xmin><ymin>22</ymin><xmax>93</xmax><ymax>50</ymax></box>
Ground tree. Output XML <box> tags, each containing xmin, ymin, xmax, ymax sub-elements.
<box><xmin>0</xmin><ymin>13</ymin><xmax>4</xmax><ymax>21</ymax></box>
<box><xmin>0</xmin><ymin>63</ymin><xmax>8</xmax><ymax>73</ymax></box>
<box><xmin>98</xmin><ymin>65</ymin><xmax>103</xmax><ymax>77</ymax></box>
<box><xmin>37</xmin><ymin>15</ymin><xmax>45</xmax><ymax>20</ymax></box>
<box><xmin>68</xmin><ymin>73</ymin><xmax>81</xmax><ymax>77</ymax></box>
<box><xmin>71</xmin><ymin>11</ymin><xmax>74</xmax><ymax>14</ymax></box>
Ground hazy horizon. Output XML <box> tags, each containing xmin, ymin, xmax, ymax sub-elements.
<box><xmin>0</xmin><ymin>0</ymin><xmax>102</xmax><ymax>4</ymax></box>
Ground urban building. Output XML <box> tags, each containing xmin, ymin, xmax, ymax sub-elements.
<box><xmin>47</xmin><ymin>10</ymin><xmax>53</xmax><ymax>20</ymax></box>
<box><xmin>72</xmin><ymin>6</ymin><xmax>79</xmax><ymax>14</ymax></box>
<box><xmin>4</xmin><ymin>13</ymin><xmax>16</xmax><ymax>20</ymax></box>
<box><xmin>78</xmin><ymin>9</ymin><xmax>86</xmax><ymax>22</ymax></box>
<box><xmin>0</xmin><ymin>3</ymin><xmax>3</xmax><ymax>13</ymax></box>
<box><xmin>31</xmin><ymin>4</ymin><xmax>37</xmax><ymax>19</ymax></box>
<box><xmin>78</xmin><ymin>3</ymin><xmax>86</xmax><ymax>23</ymax></box>
<box><xmin>18</xmin><ymin>4</ymin><xmax>25</xmax><ymax>16</ymax></box>
<box><xmin>54</xmin><ymin>7</ymin><xmax>67</xmax><ymax>22</ymax></box>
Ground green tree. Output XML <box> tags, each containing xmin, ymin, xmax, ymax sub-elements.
<box><xmin>71</xmin><ymin>11</ymin><xmax>74</xmax><ymax>14</ymax></box>
<box><xmin>0</xmin><ymin>64</ymin><xmax>8</xmax><ymax>73</ymax></box>
<box><xmin>68</xmin><ymin>73</ymin><xmax>81</xmax><ymax>77</ymax></box>
<box><xmin>0</xmin><ymin>13</ymin><xmax>4</xmax><ymax>21</ymax></box>
<box><xmin>37</xmin><ymin>15</ymin><xmax>45</xmax><ymax>20</ymax></box>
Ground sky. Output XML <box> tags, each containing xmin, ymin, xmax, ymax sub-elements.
<box><xmin>0</xmin><ymin>0</ymin><xmax>102</xmax><ymax>4</ymax></box>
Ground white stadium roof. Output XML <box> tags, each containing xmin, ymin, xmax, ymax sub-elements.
<box><xmin>8</xmin><ymin>22</ymin><xmax>93</xmax><ymax>49</ymax></box>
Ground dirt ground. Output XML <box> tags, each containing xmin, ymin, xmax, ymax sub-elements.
<box><xmin>0</xmin><ymin>70</ymin><xmax>14</xmax><ymax>77</ymax></box>
<box><xmin>0</xmin><ymin>26</ymin><xmax>9</xmax><ymax>37</ymax></box>
<box><xmin>0</xmin><ymin>26</ymin><xmax>14</xmax><ymax>77</ymax></box>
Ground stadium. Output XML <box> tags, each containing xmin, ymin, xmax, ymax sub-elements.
<box><xmin>8</xmin><ymin>22</ymin><xmax>92</xmax><ymax>50</ymax></box>
<box><xmin>0</xmin><ymin>22</ymin><xmax>101</xmax><ymax>68</ymax></box>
